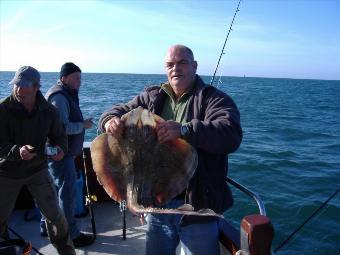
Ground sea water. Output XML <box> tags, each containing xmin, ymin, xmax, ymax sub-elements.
<box><xmin>1</xmin><ymin>72</ymin><xmax>339</xmax><ymax>255</ymax></box>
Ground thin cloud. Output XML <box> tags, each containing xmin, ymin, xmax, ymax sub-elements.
<box><xmin>0</xmin><ymin>4</ymin><xmax>26</xmax><ymax>32</ymax></box>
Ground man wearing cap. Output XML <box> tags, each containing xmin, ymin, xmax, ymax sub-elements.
<box><xmin>0</xmin><ymin>66</ymin><xmax>76</xmax><ymax>255</ymax></box>
<box><xmin>44</xmin><ymin>62</ymin><xmax>94</xmax><ymax>247</ymax></box>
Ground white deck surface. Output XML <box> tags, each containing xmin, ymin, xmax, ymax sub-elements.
<box><xmin>8</xmin><ymin>201</ymin><xmax>149</xmax><ymax>255</ymax></box>
<box><xmin>8</xmin><ymin>202</ymin><xmax>229</xmax><ymax>255</ymax></box>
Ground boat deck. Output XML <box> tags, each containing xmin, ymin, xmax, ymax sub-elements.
<box><xmin>8</xmin><ymin>201</ymin><xmax>233</xmax><ymax>255</ymax></box>
<box><xmin>8</xmin><ymin>201</ymin><xmax>151</xmax><ymax>255</ymax></box>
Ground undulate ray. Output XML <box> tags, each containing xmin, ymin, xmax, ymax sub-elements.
<box><xmin>90</xmin><ymin>107</ymin><xmax>223</xmax><ymax>218</ymax></box>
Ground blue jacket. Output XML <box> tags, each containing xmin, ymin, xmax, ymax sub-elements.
<box><xmin>45</xmin><ymin>81</ymin><xmax>84</xmax><ymax>156</ymax></box>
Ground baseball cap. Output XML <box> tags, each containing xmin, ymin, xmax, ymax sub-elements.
<box><xmin>9</xmin><ymin>66</ymin><xmax>40</xmax><ymax>87</ymax></box>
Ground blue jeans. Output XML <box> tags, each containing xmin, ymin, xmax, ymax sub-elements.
<box><xmin>145</xmin><ymin>199</ymin><xmax>220</xmax><ymax>255</ymax></box>
<box><xmin>44</xmin><ymin>156</ymin><xmax>80</xmax><ymax>239</ymax></box>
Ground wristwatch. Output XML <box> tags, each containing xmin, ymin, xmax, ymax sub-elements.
<box><xmin>180</xmin><ymin>124</ymin><xmax>190</xmax><ymax>139</ymax></box>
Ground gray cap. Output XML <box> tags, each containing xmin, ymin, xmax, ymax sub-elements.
<box><xmin>9</xmin><ymin>66</ymin><xmax>40</xmax><ymax>87</ymax></box>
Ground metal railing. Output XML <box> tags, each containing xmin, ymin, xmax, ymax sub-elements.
<box><xmin>225</xmin><ymin>176</ymin><xmax>267</xmax><ymax>216</ymax></box>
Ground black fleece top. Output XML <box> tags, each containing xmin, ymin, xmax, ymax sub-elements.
<box><xmin>0</xmin><ymin>91</ymin><xmax>67</xmax><ymax>179</ymax></box>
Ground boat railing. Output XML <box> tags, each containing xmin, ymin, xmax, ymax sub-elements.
<box><xmin>226</xmin><ymin>176</ymin><xmax>267</xmax><ymax>216</ymax></box>
<box><xmin>224</xmin><ymin>177</ymin><xmax>275</xmax><ymax>255</ymax></box>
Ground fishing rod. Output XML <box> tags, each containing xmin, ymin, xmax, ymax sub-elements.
<box><xmin>210</xmin><ymin>0</ymin><xmax>242</xmax><ymax>86</ymax></box>
<box><xmin>82</xmin><ymin>149</ymin><xmax>97</xmax><ymax>240</ymax></box>
<box><xmin>119</xmin><ymin>200</ymin><xmax>127</xmax><ymax>240</ymax></box>
<box><xmin>274</xmin><ymin>187</ymin><xmax>339</xmax><ymax>253</ymax></box>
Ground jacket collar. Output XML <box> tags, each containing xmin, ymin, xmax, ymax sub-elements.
<box><xmin>7</xmin><ymin>90</ymin><xmax>49</xmax><ymax>114</ymax></box>
<box><xmin>57</xmin><ymin>80</ymin><xmax>80</xmax><ymax>103</ymax></box>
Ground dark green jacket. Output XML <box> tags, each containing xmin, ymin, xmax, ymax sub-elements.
<box><xmin>0</xmin><ymin>91</ymin><xmax>67</xmax><ymax>179</ymax></box>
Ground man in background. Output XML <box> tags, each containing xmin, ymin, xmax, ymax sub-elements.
<box><xmin>44</xmin><ymin>62</ymin><xmax>94</xmax><ymax>247</ymax></box>
<box><xmin>0</xmin><ymin>66</ymin><xmax>76</xmax><ymax>255</ymax></box>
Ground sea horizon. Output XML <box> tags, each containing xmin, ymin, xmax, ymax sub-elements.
<box><xmin>1</xmin><ymin>70</ymin><xmax>339</xmax><ymax>82</ymax></box>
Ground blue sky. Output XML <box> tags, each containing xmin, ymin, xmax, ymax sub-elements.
<box><xmin>1</xmin><ymin>0</ymin><xmax>339</xmax><ymax>80</ymax></box>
